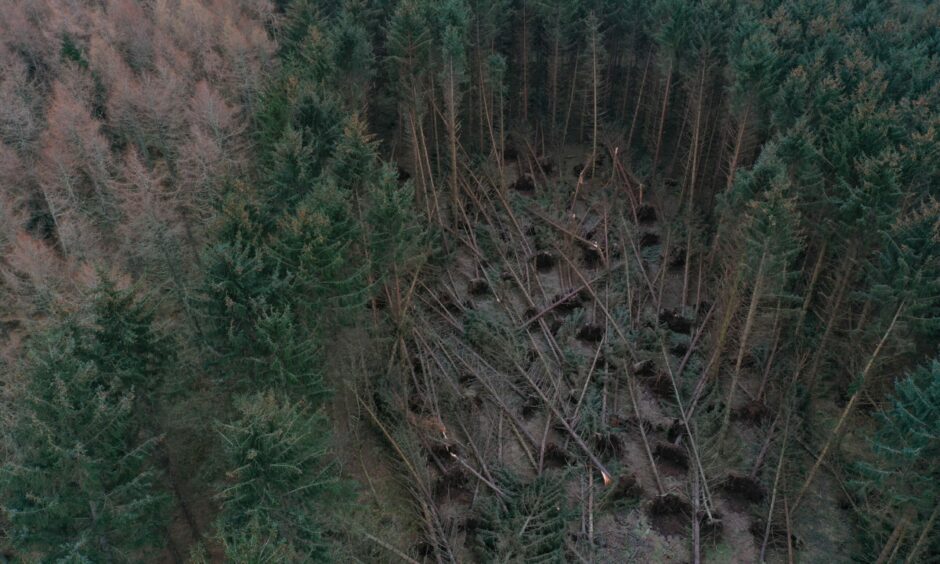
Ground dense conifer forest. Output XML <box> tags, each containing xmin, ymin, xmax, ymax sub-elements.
<box><xmin>0</xmin><ymin>1</ymin><xmax>938</xmax><ymax>562</ymax></box>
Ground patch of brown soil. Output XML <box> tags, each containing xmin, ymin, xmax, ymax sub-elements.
<box><xmin>722</xmin><ymin>473</ymin><xmax>766</xmax><ymax>506</ymax></box>
<box><xmin>648</xmin><ymin>494</ymin><xmax>692</xmax><ymax>538</ymax></box>
<box><xmin>608</xmin><ymin>473</ymin><xmax>642</xmax><ymax>502</ymax></box>
<box><xmin>467</xmin><ymin>278</ymin><xmax>490</xmax><ymax>296</ymax></box>
<box><xmin>732</xmin><ymin>400</ymin><xmax>768</xmax><ymax>425</ymax></box>
<box><xmin>654</xmin><ymin>441</ymin><xmax>689</xmax><ymax>477</ymax></box>
<box><xmin>636</xmin><ymin>204</ymin><xmax>657</xmax><ymax>223</ymax></box>
<box><xmin>576</xmin><ymin>323</ymin><xmax>605</xmax><ymax>343</ymax></box>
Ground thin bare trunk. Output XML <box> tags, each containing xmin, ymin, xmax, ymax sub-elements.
<box><xmin>760</xmin><ymin>410</ymin><xmax>792</xmax><ymax>562</ymax></box>
<box><xmin>626</xmin><ymin>50</ymin><xmax>651</xmax><ymax>158</ymax></box>
<box><xmin>906</xmin><ymin>503</ymin><xmax>940</xmax><ymax>563</ymax></box>
<box><xmin>805</xmin><ymin>249</ymin><xmax>855</xmax><ymax>395</ymax></box>
<box><xmin>561</xmin><ymin>57</ymin><xmax>580</xmax><ymax>148</ymax></box>
<box><xmin>550</xmin><ymin>25</ymin><xmax>561</xmax><ymax>137</ymax></box>
<box><xmin>795</xmin><ymin>239</ymin><xmax>827</xmax><ymax>336</ymax></box>
<box><xmin>590</xmin><ymin>26</ymin><xmax>599</xmax><ymax>177</ymax></box>
<box><xmin>652</xmin><ymin>60</ymin><xmax>673</xmax><ymax>174</ymax></box>
<box><xmin>683</xmin><ymin>67</ymin><xmax>706</xmax><ymax>308</ymax></box>
<box><xmin>722</xmin><ymin>249</ymin><xmax>766</xmax><ymax>437</ymax></box>
<box><xmin>444</xmin><ymin>64</ymin><xmax>460</xmax><ymax>225</ymax></box>
<box><xmin>521</xmin><ymin>0</ymin><xmax>528</xmax><ymax>123</ymax></box>
<box><xmin>794</xmin><ymin>303</ymin><xmax>904</xmax><ymax>510</ymax></box>
<box><xmin>692</xmin><ymin>469</ymin><xmax>701</xmax><ymax>564</ymax></box>
<box><xmin>876</xmin><ymin>510</ymin><xmax>912</xmax><ymax>564</ymax></box>
<box><xmin>725</xmin><ymin>104</ymin><xmax>750</xmax><ymax>190</ymax></box>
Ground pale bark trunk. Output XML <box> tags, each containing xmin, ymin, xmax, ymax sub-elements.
<box><xmin>794</xmin><ymin>303</ymin><xmax>904</xmax><ymax>510</ymax></box>
<box><xmin>722</xmin><ymin>247</ymin><xmax>767</xmax><ymax>437</ymax></box>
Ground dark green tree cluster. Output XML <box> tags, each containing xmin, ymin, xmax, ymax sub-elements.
<box><xmin>197</xmin><ymin>2</ymin><xmax>429</xmax><ymax>558</ymax></box>
<box><xmin>854</xmin><ymin>359</ymin><xmax>940</xmax><ymax>562</ymax></box>
<box><xmin>1</xmin><ymin>278</ymin><xmax>172</xmax><ymax>561</ymax></box>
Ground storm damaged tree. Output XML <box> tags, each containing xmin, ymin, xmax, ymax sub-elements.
<box><xmin>703</xmin><ymin>146</ymin><xmax>792</xmax><ymax>400</ymax></box>
<box><xmin>719</xmin><ymin>183</ymin><xmax>803</xmax><ymax>439</ymax></box>
<box><xmin>474</xmin><ymin>469</ymin><xmax>569</xmax><ymax>562</ymax></box>
<box><xmin>795</xmin><ymin>200</ymin><xmax>940</xmax><ymax>510</ymax></box>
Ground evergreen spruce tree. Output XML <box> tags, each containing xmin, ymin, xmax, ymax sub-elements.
<box><xmin>855</xmin><ymin>359</ymin><xmax>940</xmax><ymax>562</ymax></box>
<box><xmin>327</xmin><ymin>8</ymin><xmax>376</xmax><ymax>111</ymax></box>
<box><xmin>214</xmin><ymin>391</ymin><xmax>351</xmax><ymax>560</ymax></box>
<box><xmin>725</xmin><ymin>16</ymin><xmax>782</xmax><ymax>190</ymax></box>
<box><xmin>365</xmin><ymin>164</ymin><xmax>429</xmax><ymax>287</ymax></box>
<box><xmin>272</xmin><ymin>177</ymin><xmax>368</xmax><ymax>321</ymax></box>
<box><xmin>795</xmin><ymin>201</ymin><xmax>940</xmax><ymax>510</ymax></box>
<box><xmin>201</xmin><ymin>186</ymin><xmax>290</xmax><ymax>372</ymax></box>
<box><xmin>251</xmin><ymin>307</ymin><xmax>325</xmax><ymax>397</ymax></box>
<box><xmin>328</xmin><ymin>113</ymin><xmax>382</xmax><ymax>201</ymax></box>
<box><xmin>265</xmin><ymin>126</ymin><xmax>321</xmax><ymax>213</ymax></box>
<box><xmin>87</xmin><ymin>277</ymin><xmax>173</xmax><ymax>395</ymax></box>
<box><xmin>474</xmin><ymin>469</ymin><xmax>570</xmax><ymax>562</ymax></box>
<box><xmin>1</xmin><ymin>281</ymin><xmax>171</xmax><ymax>560</ymax></box>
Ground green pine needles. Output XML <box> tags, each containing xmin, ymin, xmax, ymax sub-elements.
<box><xmin>1</xmin><ymin>278</ymin><xmax>171</xmax><ymax>561</ymax></box>
<box><xmin>474</xmin><ymin>469</ymin><xmax>570</xmax><ymax>563</ymax></box>
<box><xmin>215</xmin><ymin>391</ymin><xmax>352</xmax><ymax>560</ymax></box>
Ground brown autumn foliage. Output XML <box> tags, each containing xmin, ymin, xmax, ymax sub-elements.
<box><xmin>0</xmin><ymin>0</ymin><xmax>274</xmax><ymax>321</ymax></box>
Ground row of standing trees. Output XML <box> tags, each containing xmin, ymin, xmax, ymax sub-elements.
<box><xmin>0</xmin><ymin>0</ymin><xmax>937</xmax><ymax>560</ymax></box>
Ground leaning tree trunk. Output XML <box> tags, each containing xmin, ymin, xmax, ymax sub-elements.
<box><xmin>626</xmin><ymin>50</ymin><xmax>651</xmax><ymax>159</ymax></box>
<box><xmin>444</xmin><ymin>62</ymin><xmax>461</xmax><ymax>226</ymax></box>
<box><xmin>804</xmin><ymin>248</ymin><xmax>855</xmax><ymax>396</ymax></box>
<box><xmin>725</xmin><ymin>103</ymin><xmax>750</xmax><ymax>190</ymax></box>
<box><xmin>793</xmin><ymin>302</ymin><xmax>904</xmax><ymax>510</ymax></box>
<box><xmin>794</xmin><ymin>239</ymin><xmax>828</xmax><ymax>336</ymax></box>
<box><xmin>721</xmin><ymin>245</ymin><xmax>767</xmax><ymax>438</ymax></box>
<box><xmin>549</xmin><ymin>20</ymin><xmax>561</xmax><ymax>138</ymax></box>
<box><xmin>683</xmin><ymin>66</ymin><xmax>707</xmax><ymax>308</ymax></box>
<box><xmin>906</xmin><ymin>503</ymin><xmax>940</xmax><ymax>563</ymax></box>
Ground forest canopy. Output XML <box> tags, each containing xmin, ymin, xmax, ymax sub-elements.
<box><xmin>0</xmin><ymin>0</ymin><xmax>938</xmax><ymax>562</ymax></box>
